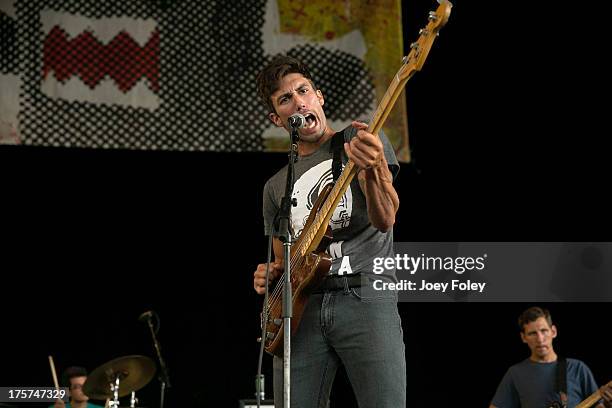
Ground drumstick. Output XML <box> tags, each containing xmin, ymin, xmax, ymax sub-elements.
<box><xmin>48</xmin><ymin>355</ymin><xmax>60</xmax><ymax>391</ymax></box>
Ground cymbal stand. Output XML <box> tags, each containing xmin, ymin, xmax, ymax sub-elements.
<box><xmin>108</xmin><ymin>376</ymin><xmax>120</xmax><ymax>408</ymax></box>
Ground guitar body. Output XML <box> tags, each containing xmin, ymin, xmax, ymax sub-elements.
<box><xmin>264</xmin><ymin>184</ymin><xmax>334</xmax><ymax>356</ymax></box>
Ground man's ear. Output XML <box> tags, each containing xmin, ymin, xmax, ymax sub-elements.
<box><xmin>269</xmin><ymin>112</ymin><xmax>283</xmax><ymax>128</ymax></box>
<box><xmin>316</xmin><ymin>89</ymin><xmax>324</xmax><ymax>106</ymax></box>
<box><xmin>520</xmin><ymin>332</ymin><xmax>527</xmax><ymax>344</ymax></box>
<box><xmin>551</xmin><ymin>325</ymin><xmax>557</xmax><ymax>339</ymax></box>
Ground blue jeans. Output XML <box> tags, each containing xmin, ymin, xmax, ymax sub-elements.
<box><xmin>273</xmin><ymin>279</ymin><xmax>406</xmax><ymax>408</ymax></box>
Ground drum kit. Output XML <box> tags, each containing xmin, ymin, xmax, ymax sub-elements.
<box><xmin>83</xmin><ymin>355</ymin><xmax>157</xmax><ymax>408</ymax></box>
<box><xmin>45</xmin><ymin>311</ymin><xmax>168</xmax><ymax>407</ymax></box>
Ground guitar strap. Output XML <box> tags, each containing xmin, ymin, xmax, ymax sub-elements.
<box><xmin>330</xmin><ymin>130</ymin><xmax>345</xmax><ymax>183</ymax></box>
<box><xmin>556</xmin><ymin>357</ymin><xmax>568</xmax><ymax>408</ymax></box>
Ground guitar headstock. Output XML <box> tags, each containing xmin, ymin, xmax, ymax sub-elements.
<box><xmin>397</xmin><ymin>0</ymin><xmax>452</xmax><ymax>81</ymax></box>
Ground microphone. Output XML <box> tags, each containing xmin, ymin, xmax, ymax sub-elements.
<box><xmin>288</xmin><ymin>113</ymin><xmax>306</xmax><ymax>129</ymax></box>
<box><xmin>138</xmin><ymin>310</ymin><xmax>153</xmax><ymax>322</ymax></box>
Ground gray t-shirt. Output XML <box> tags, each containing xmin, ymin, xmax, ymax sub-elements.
<box><xmin>491</xmin><ymin>358</ymin><xmax>600</xmax><ymax>408</ymax></box>
<box><xmin>262</xmin><ymin>126</ymin><xmax>399</xmax><ymax>280</ymax></box>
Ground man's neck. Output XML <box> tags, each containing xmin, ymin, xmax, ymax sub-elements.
<box><xmin>530</xmin><ymin>350</ymin><xmax>557</xmax><ymax>363</ymax></box>
<box><xmin>71</xmin><ymin>400</ymin><xmax>88</xmax><ymax>408</ymax></box>
<box><xmin>297</xmin><ymin>127</ymin><xmax>335</xmax><ymax>157</ymax></box>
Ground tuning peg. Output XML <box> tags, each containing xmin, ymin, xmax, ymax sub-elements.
<box><xmin>402</xmin><ymin>56</ymin><xmax>408</xmax><ymax>64</ymax></box>
<box><xmin>428</xmin><ymin>11</ymin><xmax>437</xmax><ymax>21</ymax></box>
<box><xmin>410</xmin><ymin>42</ymin><xmax>418</xmax><ymax>49</ymax></box>
<box><xmin>419</xmin><ymin>28</ymin><xmax>429</xmax><ymax>35</ymax></box>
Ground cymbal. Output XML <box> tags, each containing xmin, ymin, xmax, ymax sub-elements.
<box><xmin>83</xmin><ymin>355</ymin><xmax>156</xmax><ymax>400</ymax></box>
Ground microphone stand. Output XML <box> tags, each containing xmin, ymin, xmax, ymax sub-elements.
<box><xmin>275</xmin><ymin>125</ymin><xmax>300</xmax><ymax>408</ymax></box>
<box><xmin>144</xmin><ymin>313</ymin><xmax>171</xmax><ymax>408</ymax></box>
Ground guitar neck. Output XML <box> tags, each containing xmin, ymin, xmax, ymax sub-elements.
<box><xmin>368</xmin><ymin>69</ymin><xmax>414</xmax><ymax>136</ymax></box>
<box><xmin>292</xmin><ymin>0</ymin><xmax>452</xmax><ymax>258</ymax></box>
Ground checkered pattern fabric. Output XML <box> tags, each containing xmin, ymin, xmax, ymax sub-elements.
<box><xmin>3</xmin><ymin>0</ymin><xmax>386</xmax><ymax>153</ymax></box>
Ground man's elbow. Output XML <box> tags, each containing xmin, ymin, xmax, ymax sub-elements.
<box><xmin>372</xmin><ymin>216</ymin><xmax>395</xmax><ymax>233</ymax></box>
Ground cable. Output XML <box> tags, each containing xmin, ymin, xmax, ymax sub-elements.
<box><xmin>256</xmin><ymin>230</ymin><xmax>275</xmax><ymax>407</ymax></box>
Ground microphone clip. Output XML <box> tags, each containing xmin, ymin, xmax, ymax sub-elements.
<box><xmin>290</xmin><ymin>128</ymin><xmax>300</xmax><ymax>144</ymax></box>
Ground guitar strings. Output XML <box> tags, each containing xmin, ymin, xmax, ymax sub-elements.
<box><xmin>265</xmin><ymin>246</ymin><xmax>305</xmax><ymax>315</ymax></box>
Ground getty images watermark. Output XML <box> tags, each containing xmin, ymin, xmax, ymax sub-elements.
<box><xmin>371</xmin><ymin>252</ymin><xmax>488</xmax><ymax>294</ymax></box>
<box><xmin>366</xmin><ymin>242</ymin><xmax>612</xmax><ymax>302</ymax></box>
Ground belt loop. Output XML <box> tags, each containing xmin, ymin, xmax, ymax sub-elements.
<box><xmin>342</xmin><ymin>276</ymin><xmax>350</xmax><ymax>294</ymax></box>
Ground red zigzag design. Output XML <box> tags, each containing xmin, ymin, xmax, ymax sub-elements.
<box><xmin>43</xmin><ymin>26</ymin><xmax>159</xmax><ymax>93</ymax></box>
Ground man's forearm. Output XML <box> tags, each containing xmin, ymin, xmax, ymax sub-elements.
<box><xmin>358</xmin><ymin>155</ymin><xmax>399</xmax><ymax>232</ymax></box>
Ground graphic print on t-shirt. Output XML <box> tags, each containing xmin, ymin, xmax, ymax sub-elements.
<box><xmin>291</xmin><ymin>159</ymin><xmax>352</xmax><ymax>238</ymax></box>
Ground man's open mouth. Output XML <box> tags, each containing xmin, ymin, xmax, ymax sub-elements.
<box><xmin>304</xmin><ymin>113</ymin><xmax>317</xmax><ymax>129</ymax></box>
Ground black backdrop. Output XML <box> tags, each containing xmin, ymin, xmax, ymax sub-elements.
<box><xmin>1</xmin><ymin>1</ymin><xmax>610</xmax><ymax>407</ymax></box>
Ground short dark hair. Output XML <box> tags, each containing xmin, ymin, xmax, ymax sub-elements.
<box><xmin>256</xmin><ymin>55</ymin><xmax>317</xmax><ymax>114</ymax></box>
<box><xmin>518</xmin><ymin>307</ymin><xmax>553</xmax><ymax>332</ymax></box>
<box><xmin>60</xmin><ymin>366</ymin><xmax>87</xmax><ymax>387</ymax></box>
